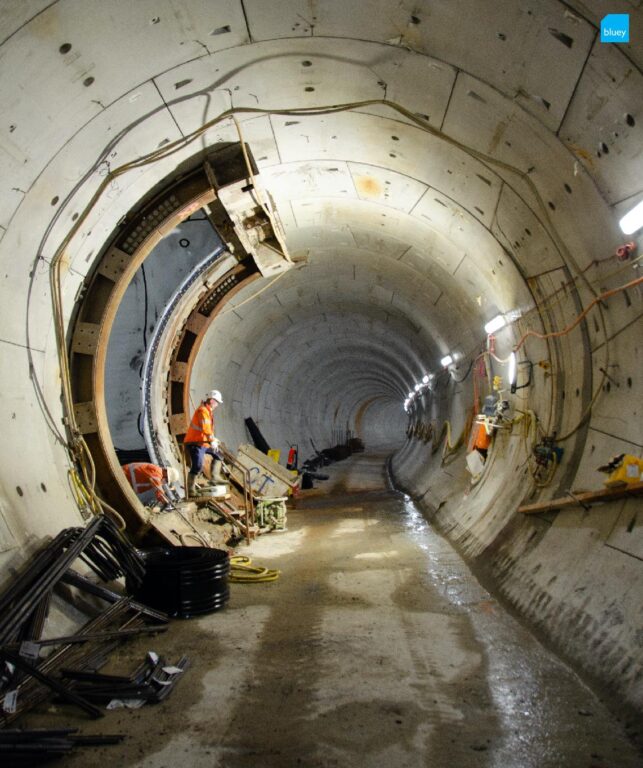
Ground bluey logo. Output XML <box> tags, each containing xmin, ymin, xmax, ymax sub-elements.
<box><xmin>600</xmin><ymin>14</ymin><xmax>629</xmax><ymax>43</ymax></box>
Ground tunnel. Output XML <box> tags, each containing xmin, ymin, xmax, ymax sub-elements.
<box><xmin>0</xmin><ymin>1</ymin><xmax>641</xmax><ymax>765</ymax></box>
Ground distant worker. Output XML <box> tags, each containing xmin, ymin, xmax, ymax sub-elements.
<box><xmin>184</xmin><ymin>389</ymin><xmax>225</xmax><ymax>497</ymax></box>
<box><xmin>122</xmin><ymin>462</ymin><xmax>179</xmax><ymax>506</ymax></box>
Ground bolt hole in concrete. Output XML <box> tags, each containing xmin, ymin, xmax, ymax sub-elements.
<box><xmin>50</xmin><ymin>196</ymin><xmax>59</xmax><ymax>206</ymax></box>
<box><xmin>15</xmin><ymin>486</ymin><xmax>23</xmax><ymax>497</ymax></box>
<box><xmin>302</xmin><ymin>60</ymin><xmax>312</xmax><ymax>67</ymax></box>
<box><xmin>59</xmin><ymin>43</ymin><xmax>71</xmax><ymax>54</ymax></box>
<box><xmin>83</xmin><ymin>76</ymin><xmax>94</xmax><ymax>87</ymax></box>
<box><xmin>305</xmin><ymin>86</ymin><xmax>315</xmax><ymax>92</ymax></box>
<box><xmin>40</xmin><ymin>483</ymin><xmax>47</xmax><ymax>492</ymax></box>
<box><xmin>625</xmin><ymin>113</ymin><xmax>635</xmax><ymax>126</ymax></box>
<box><xmin>548</xmin><ymin>28</ymin><xmax>574</xmax><ymax>48</ymax></box>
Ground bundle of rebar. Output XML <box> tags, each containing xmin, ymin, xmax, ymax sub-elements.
<box><xmin>0</xmin><ymin>598</ymin><xmax>161</xmax><ymax>725</ymax></box>
<box><xmin>62</xmin><ymin>652</ymin><xmax>189</xmax><ymax>705</ymax></box>
<box><xmin>0</xmin><ymin>516</ymin><xmax>146</xmax><ymax>645</ymax></box>
<box><xmin>0</xmin><ymin>728</ymin><xmax>124</xmax><ymax>766</ymax></box>
<box><xmin>0</xmin><ymin>515</ymin><xmax>167</xmax><ymax>726</ymax></box>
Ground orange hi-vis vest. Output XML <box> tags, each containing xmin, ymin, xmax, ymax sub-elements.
<box><xmin>122</xmin><ymin>463</ymin><xmax>165</xmax><ymax>501</ymax></box>
<box><xmin>184</xmin><ymin>403</ymin><xmax>214</xmax><ymax>445</ymax></box>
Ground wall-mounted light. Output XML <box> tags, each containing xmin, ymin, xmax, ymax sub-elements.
<box><xmin>422</xmin><ymin>374</ymin><xmax>430</xmax><ymax>384</ymax></box>
<box><xmin>508</xmin><ymin>352</ymin><xmax>517</xmax><ymax>390</ymax></box>
<box><xmin>407</xmin><ymin>391</ymin><xmax>414</xmax><ymax>400</ymax></box>
<box><xmin>441</xmin><ymin>354</ymin><xmax>453</xmax><ymax>367</ymax></box>
<box><xmin>619</xmin><ymin>199</ymin><xmax>643</xmax><ymax>235</ymax></box>
<box><xmin>510</xmin><ymin>356</ymin><xmax>533</xmax><ymax>394</ymax></box>
<box><xmin>484</xmin><ymin>314</ymin><xmax>507</xmax><ymax>335</ymax></box>
<box><xmin>414</xmin><ymin>383</ymin><xmax>422</xmax><ymax>392</ymax></box>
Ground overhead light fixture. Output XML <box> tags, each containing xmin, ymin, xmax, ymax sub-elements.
<box><xmin>484</xmin><ymin>314</ymin><xmax>507</xmax><ymax>335</ymax></box>
<box><xmin>441</xmin><ymin>354</ymin><xmax>453</xmax><ymax>367</ymax></box>
<box><xmin>422</xmin><ymin>374</ymin><xmax>430</xmax><ymax>384</ymax></box>
<box><xmin>414</xmin><ymin>383</ymin><xmax>422</xmax><ymax>392</ymax></box>
<box><xmin>619</xmin><ymin>199</ymin><xmax>643</xmax><ymax>235</ymax></box>
<box><xmin>407</xmin><ymin>391</ymin><xmax>414</xmax><ymax>400</ymax></box>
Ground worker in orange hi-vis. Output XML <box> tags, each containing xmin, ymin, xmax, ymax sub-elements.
<box><xmin>122</xmin><ymin>463</ymin><xmax>180</xmax><ymax>506</ymax></box>
<box><xmin>184</xmin><ymin>389</ymin><xmax>224</xmax><ymax>497</ymax></box>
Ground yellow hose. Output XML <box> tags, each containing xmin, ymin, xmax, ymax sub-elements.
<box><xmin>229</xmin><ymin>555</ymin><xmax>280</xmax><ymax>583</ymax></box>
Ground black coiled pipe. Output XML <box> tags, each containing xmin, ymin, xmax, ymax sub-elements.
<box><xmin>132</xmin><ymin>548</ymin><xmax>230</xmax><ymax>618</ymax></box>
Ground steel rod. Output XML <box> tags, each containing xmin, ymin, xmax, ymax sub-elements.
<box><xmin>2</xmin><ymin>649</ymin><xmax>104</xmax><ymax>719</ymax></box>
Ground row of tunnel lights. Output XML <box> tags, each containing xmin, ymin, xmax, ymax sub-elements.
<box><xmin>403</xmin><ymin>199</ymin><xmax>643</xmax><ymax>412</ymax></box>
<box><xmin>403</xmin><ymin>313</ymin><xmax>516</xmax><ymax>412</ymax></box>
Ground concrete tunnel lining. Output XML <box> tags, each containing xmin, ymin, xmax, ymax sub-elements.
<box><xmin>0</xmin><ymin>0</ymin><xmax>641</xmax><ymax>743</ymax></box>
<box><xmin>67</xmin><ymin>97</ymin><xmax>558</xmax><ymax>518</ymax></box>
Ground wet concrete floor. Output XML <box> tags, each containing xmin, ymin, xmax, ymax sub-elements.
<box><xmin>29</xmin><ymin>452</ymin><xmax>642</xmax><ymax>767</ymax></box>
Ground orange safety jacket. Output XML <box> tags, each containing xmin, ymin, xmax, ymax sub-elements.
<box><xmin>184</xmin><ymin>403</ymin><xmax>214</xmax><ymax>445</ymax></box>
<box><xmin>122</xmin><ymin>463</ymin><xmax>166</xmax><ymax>501</ymax></box>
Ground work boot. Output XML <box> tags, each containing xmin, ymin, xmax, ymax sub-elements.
<box><xmin>212</xmin><ymin>460</ymin><xmax>228</xmax><ymax>483</ymax></box>
<box><xmin>187</xmin><ymin>474</ymin><xmax>198</xmax><ymax>497</ymax></box>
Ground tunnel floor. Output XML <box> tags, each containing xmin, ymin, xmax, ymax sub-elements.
<box><xmin>27</xmin><ymin>452</ymin><xmax>641</xmax><ymax>767</ymax></box>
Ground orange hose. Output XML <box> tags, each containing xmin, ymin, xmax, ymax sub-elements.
<box><xmin>513</xmin><ymin>275</ymin><xmax>643</xmax><ymax>352</ymax></box>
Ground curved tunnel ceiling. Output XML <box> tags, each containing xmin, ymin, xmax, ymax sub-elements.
<box><xmin>0</xmin><ymin>0</ymin><xmax>641</xmax><ymax>720</ymax></box>
<box><xmin>0</xmin><ymin>1</ymin><xmax>640</xmax><ymax>529</ymax></box>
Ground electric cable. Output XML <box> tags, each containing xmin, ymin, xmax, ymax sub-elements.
<box><xmin>450</xmin><ymin>359</ymin><xmax>474</xmax><ymax>383</ymax></box>
<box><xmin>136</xmin><ymin>263</ymin><xmax>150</xmax><ymax>436</ymax></box>
<box><xmin>215</xmin><ymin>270</ymin><xmax>288</xmax><ymax>318</ymax></box>
<box><xmin>516</xmin><ymin>253</ymin><xmax>642</xmax><ymax>324</ymax></box>
<box><xmin>140</xmin><ymin>262</ymin><xmax>149</xmax><ymax>354</ymax></box>
<box><xmin>513</xmin><ymin>275</ymin><xmax>643</xmax><ymax>352</ymax></box>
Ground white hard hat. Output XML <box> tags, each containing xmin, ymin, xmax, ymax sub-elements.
<box><xmin>165</xmin><ymin>467</ymin><xmax>180</xmax><ymax>485</ymax></box>
<box><xmin>206</xmin><ymin>389</ymin><xmax>223</xmax><ymax>404</ymax></box>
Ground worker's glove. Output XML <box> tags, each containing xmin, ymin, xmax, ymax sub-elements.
<box><xmin>210</xmin><ymin>437</ymin><xmax>220</xmax><ymax>451</ymax></box>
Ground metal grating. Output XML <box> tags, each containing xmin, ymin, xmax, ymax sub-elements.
<box><xmin>120</xmin><ymin>194</ymin><xmax>180</xmax><ymax>255</ymax></box>
<box><xmin>199</xmin><ymin>274</ymin><xmax>239</xmax><ymax>316</ymax></box>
